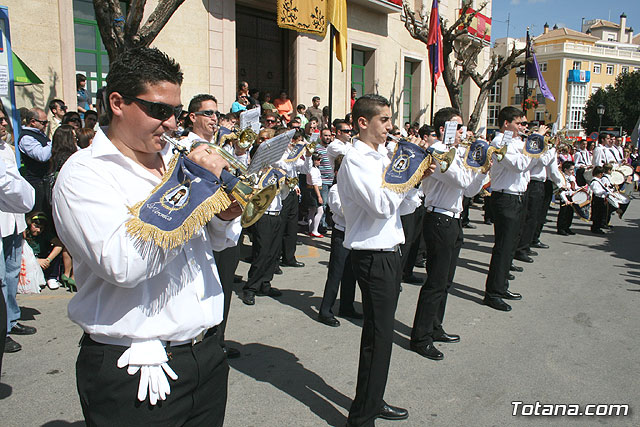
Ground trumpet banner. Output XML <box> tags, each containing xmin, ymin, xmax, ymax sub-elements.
<box><xmin>524</xmin><ymin>134</ymin><xmax>547</xmax><ymax>158</ymax></box>
<box><xmin>382</xmin><ymin>139</ymin><xmax>430</xmax><ymax>193</ymax></box>
<box><xmin>277</xmin><ymin>0</ymin><xmax>327</xmax><ymax>36</ymax></box>
<box><xmin>126</xmin><ymin>154</ymin><xmax>231</xmax><ymax>251</ymax></box>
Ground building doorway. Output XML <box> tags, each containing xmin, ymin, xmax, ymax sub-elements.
<box><xmin>236</xmin><ymin>6</ymin><xmax>289</xmax><ymax>99</ymax></box>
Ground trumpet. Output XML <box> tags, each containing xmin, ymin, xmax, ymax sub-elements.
<box><xmin>161</xmin><ymin>134</ymin><xmax>277</xmax><ymax>227</ymax></box>
<box><xmin>387</xmin><ymin>134</ymin><xmax>456</xmax><ymax>173</ymax></box>
<box><xmin>305</xmin><ymin>140</ymin><xmax>318</xmax><ymax>154</ymax></box>
<box><xmin>217</xmin><ymin>127</ymin><xmax>258</xmax><ymax>150</ymax></box>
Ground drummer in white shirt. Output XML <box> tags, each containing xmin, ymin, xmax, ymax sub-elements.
<box><xmin>338</xmin><ymin>94</ymin><xmax>435</xmax><ymax>426</ymax></box>
<box><xmin>52</xmin><ymin>47</ymin><xmax>241</xmax><ymax>426</ymax></box>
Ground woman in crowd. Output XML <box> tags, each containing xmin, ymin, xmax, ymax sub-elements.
<box><xmin>75</xmin><ymin>128</ymin><xmax>95</xmax><ymax>149</ymax></box>
<box><xmin>261</xmin><ymin>92</ymin><xmax>276</xmax><ymax>113</ymax></box>
<box><xmin>273</xmin><ymin>91</ymin><xmax>293</xmax><ymax>123</ymax></box>
<box><xmin>62</xmin><ymin>111</ymin><xmax>82</xmax><ymax>130</ymax></box>
<box><xmin>76</xmin><ymin>74</ymin><xmax>93</xmax><ymax>118</ymax></box>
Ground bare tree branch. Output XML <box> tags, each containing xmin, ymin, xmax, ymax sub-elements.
<box><xmin>137</xmin><ymin>0</ymin><xmax>186</xmax><ymax>47</ymax></box>
<box><xmin>124</xmin><ymin>0</ymin><xmax>146</xmax><ymax>43</ymax></box>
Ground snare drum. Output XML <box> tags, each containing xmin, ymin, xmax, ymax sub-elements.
<box><xmin>618</xmin><ymin>165</ymin><xmax>633</xmax><ymax>177</ymax></box>
<box><xmin>570</xmin><ymin>188</ymin><xmax>591</xmax><ymax>207</ymax></box>
<box><xmin>607</xmin><ymin>192</ymin><xmax>629</xmax><ymax>209</ymax></box>
<box><xmin>610</xmin><ymin>170</ymin><xmax>625</xmax><ymax>186</ymax></box>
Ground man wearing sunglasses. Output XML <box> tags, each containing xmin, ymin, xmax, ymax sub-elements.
<box><xmin>327</xmin><ymin>119</ymin><xmax>353</xmax><ymax>165</ymax></box>
<box><xmin>47</xmin><ymin>99</ymin><xmax>67</xmax><ymax>138</ymax></box>
<box><xmin>18</xmin><ymin>108</ymin><xmax>52</xmax><ymax>213</ymax></box>
<box><xmin>52</xmin><ymin>47</ymin><xmax>241</xmax><ymax>426</ymax></box>
<box><xmin>183</xmin><ymin>94</ymin><xmax>218</xmax><ymax>148</ymax></box>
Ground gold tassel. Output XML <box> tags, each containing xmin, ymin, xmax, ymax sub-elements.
<box><xmin>381</xmin><ymin>157</ymin><xmax>431</xmax><ymax>193</ymax></box>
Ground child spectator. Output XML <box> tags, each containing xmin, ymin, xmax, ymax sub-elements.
<box><xmin>307</xmin><ymin>153</ymin><xmax>324</xmax><ymax>237</ymax></box>
<box><xmin>24</xmin><ymin>213</ymin><xmax>64</xmax><ymax>290</ymax></box>
<box><xmin>296</xmin><ymin>104</ymin><xmax>309</xmax><ymax>127</ymax></box>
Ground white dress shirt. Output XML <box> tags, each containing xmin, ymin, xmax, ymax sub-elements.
<box><xmin>309</xmin><ymin>166</ymin><xmax>322</xmax><ymax>186</ymax></box>
<box><xmin>489</xmin><ymin>132</ymin><xmax>535</xmax><ymax>193</ymax></box>
<box><xmin>337</xmin><ymin>139</ymin><xmax>411</xmax><ymax>250</ymax></box>
<box><xmin>421</xmin><ymin>141</ymin><xmax>486</xmax><ymax>214</ymax></box>
<box><xmin>546</xmin><ymin>156</ymin><xmax>564</xmax><ymax>187</ymax></box>
<box><xmin>574</xmin><ymin>149</ymin><xmax>591</xmax><ymax>169</ymax></box>
<box><xmin>327</xmin><ymin>184</ymin><xmax>345</xmax><ymax>231</ymax></box>
<box><xmin>0</xmin><ymin>141</ymin><xmax>33</xmax><ymax>235</ymax></box>
<box><xmin>608</xmin><ymin>146</ymin><xmax>622</xmax><ymax>163</ymax></box>
<box><xmin>592</xmin><ymin>145</ymin><xmax>616</xmax><ymax>166</ymax></box>
<box><xmin>327</xmin><ymin>139</ymin><xmax>352</xmax><ymax>166</ymax></box>
<box><xmin>590</xmin><ymin>177</ymin><xmax>609</xmax><ymax>197</ymax></box>
<box><xmin>529</xmin><ymin>147</ymin><xmax>556</xmax><ymax>181</ymax></box>
<box><xmin>52</xmin><ymin>128</ymin><xmax>241</xmax><ymax>343</ymax></box>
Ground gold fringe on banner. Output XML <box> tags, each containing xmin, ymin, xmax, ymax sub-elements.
<box><xmin>125</xmin><ymin>154</ymin><xmax>232</xmax><ymax>250</ymax></box>
<box><xmin>381</xmin><ymin>157</ymin><xmax>431</xmax><ymax>193</ymax></box>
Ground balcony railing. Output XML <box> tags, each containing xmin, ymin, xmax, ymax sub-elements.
<box><xmin>534</xmin><ymin>42</ymin><xmax>640</xmax><ymax>61</ymax></box>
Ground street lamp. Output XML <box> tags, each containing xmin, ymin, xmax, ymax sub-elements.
<box><xmin>516</xmin><ymin>66</ymin><xmax>538</xmax><ymax>115</ymax></box>
<box><xmin>597</xmin><ymin>104</ymin><xmax>605</xmax><ymax>130</ymax></box>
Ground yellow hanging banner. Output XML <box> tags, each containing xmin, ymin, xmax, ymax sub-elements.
<box><xmin>277</xmin><ymin>0</ymin><xmax>327</xmax><ymax>36</ymax></box>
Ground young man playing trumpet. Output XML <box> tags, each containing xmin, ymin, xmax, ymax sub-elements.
<box><xmin>410</xmin><ymin>108</ymin><xmax>488</xmax><ymax>361</ymax></box>
<box><xmin>338</xmin><ymin>94</ymin><xmax>436</xmax><ymax>426</ymax></box>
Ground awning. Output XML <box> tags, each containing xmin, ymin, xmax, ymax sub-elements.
<box><xmin>12</xmin><ymin>51</ymin><xmax>43</xmax><ymax>85</ymax></box>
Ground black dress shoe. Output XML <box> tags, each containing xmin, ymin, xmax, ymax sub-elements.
<box><xmin>402</xmin><ymin>274</ymin><xmax>423</xmax><ymax>284</ymax></box>
<box><xmin>483</xmin><ymin>297</ymin><xmax>512</xmax><ymax>312</ymax></box>
<box><xmin>530</xmin><ymin>241</ymin><xmax>549</xmax><ymax>249</ymax></box>
<box><xmin>233</xmin><ymin>274</ymin><xmax>243</xmax><ymax>283</ymax></box>
<box><xmin>274</xmin><ymin>266</ymin><xmax>283</xmax><ymax>275</ymax></box>
<box><xmin>557</xmin><ymin>230</ymin><xmax>569</xmax><ymax>236</ymax></box>
<box><xmin>484</xmin><ymin>218</ymin><xmax>493</xmax><ymax>225</ymax></box>
<box><xmin>223</xmin><ymin>346</ymin><xmax>241</xmax><ymax>359</ymax></box>
<box><xmin>379</xmin><ymin>403</ymin><xmax>409</xmax><ymax>420</ymax></box>
<box><xmin>591</xmin><ymin>228</ymin><xmax>605</xmax><ymax>235</ymax></box>
<box><xmin>318</xmin><ymin>315</ymin><xmax>340</xmax><ymax>327</ymax></box>
<box><xmin>414</xmin><ymin>258</ymin><xmax>426</xmax><ymax>268</ymax></box>
<box><xmin>433</xmin><ymin>332</ymin><xmax>460</xmax><ymax>343</ymax></box>
<box><xmin>463</xmin><ymin>223</ymin><xmax>477</xmax><ymax>229</ymax></box>
<box><xmin>10</xmin><ymin>323</ymin><xmax>36</xmax><ymax>335</ymax></box>
<box><xmin>510</xmin><ymin>264</ymin><xmax>524</xmax><ymax>272</ymax></box>
<box><xmin>508</xmin><ymin>273</ymin><xmax>515</xmax><ymax>280</ymax></box>
<box><xmin>257</xmin><ymin>287</ymin><xmax>282</xmax><ymax>297</ymax></box>
<box><xmin>338</xmin><ymin>309</ymin><xmax>364</xmax><ymax>319</ymax></box>
<box><xmin>241</xmin><ymin>292</ymin><xmax>255</xmax><ymax>305</ymax></box>
<box><xmin>410</xmin><ymin>343</ymin><xmax>444</xmax><ymax>360</ymax></box>
<box><xmin>4</xmin><ymin>337</ymin><xmax>21</xmax><ymax>353</ymax></box>
<box><xmin>566</xmin><ymin>229</ymin><xmax>576</xmax><ymax>235</ymax></box>
<box><xmin>501</xmin><ymin>290</ymin><xmax>522</xmax><ymax>300</ymax></box>
<box><xmin>514</xmin><ymin>253</ymin><xmax>533</xmax><ymax>263</ymax></box>
<box><xmin>281</xmin><ymin>261</ymin><xmax>305</xmax><ymax>267</ymax></box>
<box><xmin>526</xmin><ymin>249</ymin><xmax>538</xmax><ymax>256</ymax></box>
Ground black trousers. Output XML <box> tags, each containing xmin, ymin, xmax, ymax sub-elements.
<box><xmin>76</xmin><ymin>332</ymin><xmax>228</xmax><ymax>427</ymax></box>
<box><xmin>411</xmin><ymin>212</ymin><xmax>463</xmax><ymax>346</ymax></box>
<box><xmin>461</xmin><ymin>196</ymin><xmax>472</xmax><ymax>226</ymax></box>
<box><xmin>557</xmin><ymin>203</ymin><xmax>574</xmax><ymax>232</ymax></box>
<box><xmin>483</xmin><ymin>195</ymin><xmax>494</xmax><ymax>222</ymax></box>
<box><xmin>347</xmin><ymin>250</ymin><xmax>401</xmax><ymax>427</ymax></box>
<box><xmin>319</xmin><ymin>228</ymin><xmax>357</xmax><ymax>318</ymax></box>
<box><xmin>485</xmin><ymin>192</ymin><xmax>525</xmax><ymax>300</ymax></box>
<box><xmin>213</xmin><ymin>245</ymin><xmax>240</xmax><ymax>346</ymax></box>
<box><xmin>516</xmin><ymin>180</ymin><xmax>545</xmax><ymax>255</ymax></box>
<box><xmin>0</xmin><ymin>283</ymin><xmax>6</xmax><ymax>376</ymax></box>
<box><xmin>591</xmin><ymin>196</ymin><xmax>606</xmax><ymax>231</ymax></box>
<box><xmin>399</xmin><ymin>205</ymin><xmax>425</xmax><ymax>278</ymax></box>
<box><xmin>280</xmin><ymin>190</ymin><xmax>299</xmax><ymax>264</ymax></box>
<box><xmin>533</xmin><ymin>180</ymin><xmax>554</xmax><ymax>243</ymax></box>
<box><xmin>244</xmin><ymin>213</ymin><xmax>281</xmax><ymax>294</ymax></box>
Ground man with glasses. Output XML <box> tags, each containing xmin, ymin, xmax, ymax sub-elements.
<box><xmin>327</xmin><ymin>119</ymin><xmax>352</xmax><ymax>165</ymax></box>
<box><xmin>183</xmin><ymin>94</ymin><xmax>218</xmax><ymax>148</ymax></box>
<box><xmin>52</xmin><ymin>47</ymin><xmax>240</xmax><ymax>425</ymax></box>
<box><xmin>18</xmin><ymin>108</ymin><xmax>52</xmax><ymax>213</ymax></box>
<box><xmin>47</xmin><ymin>99</ymin><xmax>67</xmax><ymax>138</ymax></box>
<box><xmin>263</xmin><ymin>111</ymin><xmax>279</xmax><ymax>129</ymax></box>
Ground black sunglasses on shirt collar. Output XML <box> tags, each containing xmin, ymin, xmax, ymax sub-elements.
<box><xmin>121</xmin><ymin>94</ymin><xmax>183</xmax><ymax>122</ymax></box>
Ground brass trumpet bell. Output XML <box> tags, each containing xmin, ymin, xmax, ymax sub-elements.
<box><xmin>490</xmin><ymin>144</ymin><xmax>508</xmax><ymax>162</ymax></box>
<box><xmin>428</xmin><ymin>147</ymin><xmax>456</xmax><ymax>173</ymax></box>
<box><xmin>237</xmin><ymin>128</ymin><xmax>257</xmax><ymax>150</ymax></box>
<box><xmin>228</xmin><ymin>179</ymin><xmax>278</xmax><ymax>228</ymax></box>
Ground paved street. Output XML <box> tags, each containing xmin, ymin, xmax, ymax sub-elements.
<box><xmin>1</xmin><ymin>198</ymin><xmax>638</xmax><ymax>427</ymax></box>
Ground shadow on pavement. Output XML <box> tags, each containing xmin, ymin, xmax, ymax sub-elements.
<box><xmin>19</xmin><ymin>307</ymin><xmax>41</xmax><ymax>321</ymax></box>
<box><xmin>449</xmin><ymin>282</ymin><xmax>485</xmax><ymax>305</ymax></box>
<box><xmin>227</xmin><ymin>341</ymin><xmax>350</xmax><ymax>426</ymax></box>
<box><xmin>41</xmin><ymin>422</ymin><xmax>85</xmax><ymax>427</ymax></box>
<box><xmin>0</xmin><ymin>382</ymin><xmax>12</xmax><ymax>399</ymax></box>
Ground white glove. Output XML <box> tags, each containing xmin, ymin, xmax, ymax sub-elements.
<box><xmin>117</xmin><ymin>339</ymin><xmax>178</xmax><ymax>405</ymax></box>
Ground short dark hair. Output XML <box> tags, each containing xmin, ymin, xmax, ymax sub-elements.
<box><xmin>84</xmin><ymin>110</ymin><xmax>98</xmax><ymax>119</ymax></box>
<box><xmin>312</xmin><ymin>96</ymin><xmax>320</xmax><ymax>102</ymax></box>
<box><xmin>561</xmin><ymin>160</ymin><xmax>575</xmax><ymax>172</ymax></box>
<box><xmin>418</xmin><ymin>124</ymin><xmax>435</xmax><ymax>139</ymax></box>
<box><xmin>598</xmin><ymin>132</ymin><xmax>609</xmax><ymax>143</ymax></box>
<box><xmin>592</xmin><ymin>166</ymin><xmax>604</xmax><ymax>176</ymax></box>
<box><xmin>498</xmin><ymin>106</ymin><xmax>524</xmax><ymax>129</ymax></box>
<box><xmin>105</xmin><ymin>47</ymin><xmax>183</xmax><ymax>119</ymax></box>
<box><xmin>308</xmin><ymin>116</ymin><xmax>319</xmax><ymax>124</ymax></box>
<box><xmin>352</xmin><ymin>94</ymin><xmax>390</xmax><ymax>132</ymax></box>
<box><xmin>62</xmin><ymin>111</ymin><xmax>81</xmax><ymax>124</ymax></box>
<box><xmin>311</xmin><ymin>152</ymin><xmax>322</xmax><ymax>162</ymax></box>
<box><xmin>433</xmin><ymin>107</ymin><xmax>462</xmax><ymax>139</ymax></box>
<box><xmin>188</xmin><ymin>94</ymin><xmax>217</xmax><ymax>113</ymax></box>
<box><xmin>333</xmin><ymin>119</ymin><xmax>346</xmax><ymax>129</ymax></box>
<box><xmin>48</xmin><ymin>99</ymin><xmax>65</xmax><ymax>113</ymax></box>
<box><xmin>297</xmin><ymin>104</ymin><xmax>306</xmax><ymax>111</ymax></box>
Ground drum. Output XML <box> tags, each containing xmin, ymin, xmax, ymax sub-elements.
<box><xmin>610</xmin><ymin>170</ymin><xmax>625</xmax><ymax>186</ymax></box>
<box><xmin>607</xmin><ymin>192</ymin><xmax>629</xmax><ymax>209</ymax></box>
<box><xmin>583</xmin><ymin>168</ymin><xmax>593</xmax><ymax>183</ymax></box>
<box><xmin>618</xmin><ymin>165</ymin><xmax>633</xmax><ymax>177</ymax></box>
<box><xmin>570</xmin><ymin>188</ymin><xmax>590</xmax><ymax>207</ymax></box>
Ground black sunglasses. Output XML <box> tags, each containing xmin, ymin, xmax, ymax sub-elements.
<box><xmin>193</xmin><ymin>109</ymin><xmax>217</xmax><ymax>117</ymax></box>
<box><xmin>338</xmin><ymin>128</ymin><xmax>351</xmax><ymax>133</ymax></box>
<box><xmin>519</xmin><ymin>121</ymin><xmax>529</xmax><ymax>126</ymax></box>
<box><xmin>122</xmin><ymin>95</ymin><xmax>182</xmax><ymax>121</ymax></box>
<box><xmin>34</xmin><ymin>119</ymin><xmax>49</xmax><ymax>125</ymax></box>
<box><xmin>68</xmin><ymin>117</ymin><xmax>81</xmax><ymax>123</ymax></box>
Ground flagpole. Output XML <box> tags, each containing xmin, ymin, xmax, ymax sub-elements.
<box><xmin>430</xmin><ymin>50</ymin><xmax>435</xmax><ymax>125</ymax></box>
<box><xmin>523</xmin><ymin>28</ymin><xmax>530</xmax><ymax>117</ymax></box>
<box><xmin>328</xmin><ymin>25</ymin><xmax>334</xmax><ymax>126</ymax></box>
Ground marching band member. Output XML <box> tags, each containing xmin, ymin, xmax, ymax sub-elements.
<box><xmin>589</xmin><ymin>166</ymin><xmax>608</xmax><ymax>234</ymax></box>
<box><xmin>556</xmin><ymin>161</ymin><xmax>577</xmax><ymax>236</ymax></box>
<box><xmin>592</xmin><ymin>133</ymin><xmax>616</xmax><ymax>167</ymax></box>
<box><xmin>338</xmin><ymin>94</ymin><xmax>435</xmax><ymax>426</ymax></box>
<box><xmin>182</xmin><ymin>94</ymin><xmax>218</xmax><ymax>149</ymax></box>
<box><xmin>574</xmin><ymin>139</ymin><xmax>592</xmax><ymax>186</ymax></box>
<box><xmin>410</xmin><ymin>108</ymin><xmax>487</xmax><ymax>361</ymax></box>
<box><xmin>52</xmin><ymin>47</ymin><xmax>241</xmax><ymax>425</ymax></box>
<box><xmin>483</xmin><ymin>107</ymin><xmax>552</xmax><ymax>312</ymax></box>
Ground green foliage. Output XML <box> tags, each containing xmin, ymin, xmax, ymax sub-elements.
<box><xmin>583</xmin><ymin>70</ymin><xmax>640</xmax><ymax>133</ymax></box>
